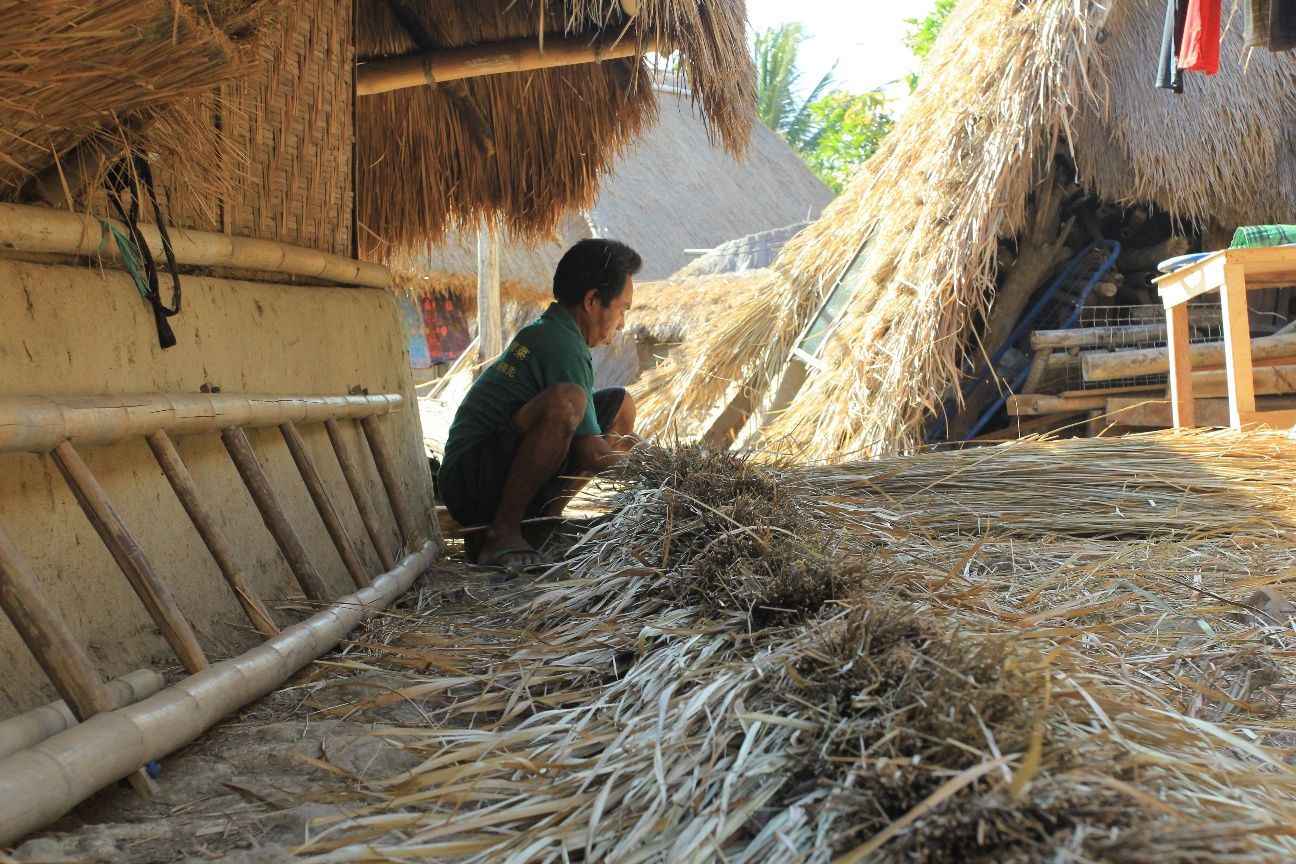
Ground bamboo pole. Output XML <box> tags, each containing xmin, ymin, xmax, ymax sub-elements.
<box><xmin>221</xmin><ymin>428</ymin><xmax>330</xmax><ymax>604</ymax></box>
<box><xmin>0</xmin><ymin>202</ymin><xmax>391</xmax><ymax>289</ymax></box>
<box><xmin>357</xmin><ymin>34</ymin><xmax>657</xmax><ymax>97</ymax></box>
<box><xmin>360</xmin><ymin>416</ymin><xmax>424</xmax><ymax>549</ymax></box>
<box><xmin>0</xmin><ymin>540</ymin><xmax>440</xmax><ymax>846</ymax></box>
<box><xmin>50</xmin><ymin>442</ymin><xmax>209</xmax><ymax>674</ymax></box>
<box><xmin>146</xmin><ymin>430</ymin><xmax>279</xmax><ymax>637</ymax></box>
<box><xmin>0</xmin><ymin>670</ymin><xmax>164</xmax><ymax>761</ymax></box>
<box><xmin>279</xmin><ymin>422</ymin><xmax>370</xmax><ymax>589</ymax></box>
<box><xmin>325</xmin><ymin>418</ymin><xmax>397</xmax><ymax>572</ymax></box>
<box><xmin>477</xmin><ymin>222</ymin><xmax>503</xmax><ymax>365</ymax></box>
<box><xmin>0</xmin><ymin>520</ymin><xmax>159</xmax><ymax>796</ymax></box>
<box><xmin>0</xmin><ymin>393</ymin><xmax>401</xmax><ymax>455</ymax></box>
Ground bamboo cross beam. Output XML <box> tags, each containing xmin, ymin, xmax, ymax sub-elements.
<box><xmin>50</xmin><ymin>441</ymin><xmax>209</xmax><ymax>674</ymax></box>
<box><xmin>279</xmin><ymin>422</ymin><xmax>370</xmax><ymax>590</ymax></box>
<box><xmin>325</xmin><ymin>418</ymin><xmax>398</xmax><ymax>571</ymax></box>
<box><xmin>359</xmin><ymin>416</ymin><xmax>424</xmax><ymax>549</ymax></box>
<box><xmin>356</xmin><ymin>34</ymin><xmax>660</xmax><ymax>97</ymax></box>
<box><xmin>0</xmin><ymin>519</ymin><xmax>159</xmax><ymax>797</ymax></box>
<box><xmin>221</xmin><ymin>428</ymin><xmax>330</xmax><ymax>605</ymax></box>
<box><xmin>0</xmin><ymin>393</ymin><xmax>402</xmax><ymax>455</ymax></box>
<box><xmin>146</xmin><ymin>430</ymin><xmax>279</xmax><ymax>637</ymax></box>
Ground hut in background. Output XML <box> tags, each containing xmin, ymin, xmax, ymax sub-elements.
<box><xmin>393</xmin><ymin>74</ymin><xmax>831</xmax><ymax>380</ymax></box>
<box><xmin>0</xmin><ymin>0</ymin><xmax>752</xmax><ymax>727</ymax></box>
<box><xmin>634</xmin><ymin>0</ymin><xmax>1296</xmax><ymax>458</ymax></box>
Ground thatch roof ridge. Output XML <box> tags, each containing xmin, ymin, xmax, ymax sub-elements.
<box><xmin>670</xmin><ymin>220</ymin><xmax>811</xmax><ymax>279</ymax></box>
<box><xmin>628</xmin><ymin>268</ymin><xmax>772</xmax><ymax>342</ymax></box>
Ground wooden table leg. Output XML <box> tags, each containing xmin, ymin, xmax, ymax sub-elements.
<box><xmin>1166</xmin><ymin>302</ymin><xmax>1195</xmax><ymax>428</ymax></box>
<box><xmin>1220</xmin><ymin>264</ymin><xmax>1257</xmax><ymax>428</ymax></box>
<box><xmin>51</xmin><ymin>441</ymin><xmax>209</xmax><ymax>674</ymax></box>
<box><xmin>146</xmin><ymin>430</ymin><xmax>279</xmax><ymax>637</ymax></box>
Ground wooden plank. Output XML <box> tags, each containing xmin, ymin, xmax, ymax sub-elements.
<box><xmin>1238</xmin><ymin>408</ymin><xmax>1296</xmax><ymax>428</ymax></box>
<box><xmin>221</xmin><ymin>427</ymin><xmax>330</xmax><ymax>604</ymax></box>
<box><xmin>279</xmin><ymin>422</ymin><xmax>370</xmax><ymax>590</ymax></box>
<box><xmin>0</xmin><ymin>518</ymin><xmax>158</xmax><ymax>796</ymax></box>
<box><xmin>1220</xmin><ymin>263</ymin><xmax>1257</xmax><ymax>426</ymax></box>
<box><xmin>146</xmin><ymin>430</ymin><xmax>279</xmax><ymax>637</ymax></box>
<box><xmin>51</xmin><ymin>441</ymin><xmax>209</xmax><ymax>674</ymax></box>
<box><xmin>1166</xmin><ymin>302</ymin><xmax>1195</xmax><ymax>428</ymax></box>
<box><xmin>1155</xmin><ymin>252</ymin><xmax>1226</xmax><ymax>307</ymax></box>
<box><xmin>359</xmin><ymin>416</ymin><xmax>424</xmax><ymax>549</ymax></box>
<box><xmin>324</xmin><ymin>418</ymin><xmax>397</xmax><ymax>572</ymax></box>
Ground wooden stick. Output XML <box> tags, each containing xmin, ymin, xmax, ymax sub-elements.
<box><xmin>477</xmin><ymin>222</ymin><xmax>503</xmax><ymax>366</ymax></box>
<box><xmin>360</xmin><ymin>416</ymin><xmax>423</xmax><ymax>549</ymax></box>
<box><xmin>221</xmin><ymin>428</ymin><xmax>330</xmax><ymax>604</ymax></box>
<box><xmin>0</xmin><ymin>392</ymin><xmax>401</xmax><ymax>455</ymax></box>
<box><xmin>146</xmin><ymin>430</ymin><xmax>279</xmax><ymax>637</ymax></box>
<box><xmin>0</xmin><ymin>541</ymin><xmax>439</xmax><ymax>846</ymax></box>
<box><xmin>325</xmin><ymin>419</ymin><xmax>397</xmax><ymax>571</ymax></box>
<box><xmin>0</xmin><ymin>519</ymin><xmax>160</xmax><ymax>796</ymax></box>
<box><xmin>357</xmin><ymin>34</ymin><xmax>657</xmax><ymax>97</ymax></box>
<box><xmin>279</xmin><ymin>422</ymin><xmax>370</xmax><ymax>590</ymax></box>
<box><xmin>0</xmin><ymin>202</ymin><xmax>391</xmax><ymax>289</ymax></box>
<box><xmin>1006</xmin><ymin>393</ymin><xmax>1109</xmax><ymax>416</ymax></box>
<box><xmin>50</xmin><ymin>442</ymin><xmax>208</xmax><ymax>674</ymax></box>
<box><xmin>1081</xmin><ymin>331</ymin><xmax>1296</xmax><ymax>383</ymax></box>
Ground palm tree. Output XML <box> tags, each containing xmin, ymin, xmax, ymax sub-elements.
<box><xmin>753</xmin><ymin>23</ymin><xmax>836</xmax><ymax>154</ymax></box>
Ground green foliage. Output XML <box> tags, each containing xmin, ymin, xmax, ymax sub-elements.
<box><xmin>753</xmin><ymin>23</ymin><xmax>837</xmax><ymax>152</ymax></box>
<box><xmin>903</xmin><ymin>0</ymin><xmax>958</xmax><ymax>91</ymax></box>
<box><xmin>801</xmin><ymin>90</ymin><xmax>893</xmax><ymax>193</ymax></box>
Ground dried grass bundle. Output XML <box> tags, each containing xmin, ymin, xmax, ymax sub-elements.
<box><xmin>286</xmin><ymin>431</ymin><xmax>1296</xmax><ymax>863</ymax></box>
<box><xmin>0</xmin><ymin>0</ymin><xmax>270</xmax><ymax>198</ymax></box>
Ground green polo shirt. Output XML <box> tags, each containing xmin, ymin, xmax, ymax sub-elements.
<box><xmin>441</xmin><ymin>303</ymin><xmax>600</xmax><ymax>477</ymax></box>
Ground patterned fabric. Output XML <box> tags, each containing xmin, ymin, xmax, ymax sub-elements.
<box><xmin>1230</xmin><ymin>225</ymin><xmax>1296</xmax><ymax>248</ymax></box>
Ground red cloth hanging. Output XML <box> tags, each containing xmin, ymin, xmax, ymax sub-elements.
<box><xmin>1179</xmin><ymin>0</ymin><xmax>1222</xmax><ymax>73</ymax></box>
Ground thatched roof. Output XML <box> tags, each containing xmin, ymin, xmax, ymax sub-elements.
<box><xmin>2</xmin><ymin>2</ymin><xmax>754</xmax><ymax>260</ymax></box>
<box><xmin>670</xmin><ymin>221</ymin><xmax>810</xmax><ymax>279</ymax></box>
<box><xmin>357</xmin><ymin>2</ymin><xmax>757</xmax><ymax>260</ymax></box>
<box><xmin>0</xmin><ymin>1</ymin><xmax>275</xmax><ymax>202</ymax></box>
<box><xmin>391</xmin><ymin>80</ymin><xmax>829</xmax><ymax>305</ymax></box>
<box><xmin>637</xmin><ymin>0</ymin><xmax>1296</xmax><ymax>460</ymax></box>
<box><xmin>628</xmin><ymin>268</ymin><xmax>771</xmax><ymax>342</ymax></box>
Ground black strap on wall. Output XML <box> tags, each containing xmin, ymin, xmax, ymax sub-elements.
<box><xmin>105</xmin><ymin>154</ymin><xmax>183</xmax><ymax>349</ymax></box>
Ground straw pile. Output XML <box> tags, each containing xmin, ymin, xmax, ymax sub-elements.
<box><xmin>286</xmin><ymin>428</ymin><xmax>1296</xmax><ymax>862</ymax></box>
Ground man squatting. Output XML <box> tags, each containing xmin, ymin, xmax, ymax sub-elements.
<box><xmin>438</xmin><ymin>238</ymin><xmax>643</xmax><ymax>570</ymax></box>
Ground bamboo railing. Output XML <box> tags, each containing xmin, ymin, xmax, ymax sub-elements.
<box><xmin>0</xmin><ymin>391</ymin><xmax>439</xmax><ymax>844</ymax></box>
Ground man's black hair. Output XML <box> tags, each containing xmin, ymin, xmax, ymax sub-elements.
<box><xmin>552</xmin><ymin>238</ymin><xmax>643</xmax><ymax>307</ymax></box>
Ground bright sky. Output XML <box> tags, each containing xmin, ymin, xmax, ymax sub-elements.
<box><xmin>744</xmin><ymin>0</ymin><xmax>943</xmax><ymax>106</ymax></box>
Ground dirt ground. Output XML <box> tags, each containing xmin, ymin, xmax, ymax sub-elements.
<box><xmin>4</xmin><ymin>559</ymin><xmax>489</xmax><ymax>864</ymax></box>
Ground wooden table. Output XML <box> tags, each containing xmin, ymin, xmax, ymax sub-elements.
<box><xmin>1155</xmin><ymin>246</ymin><xmax>1296</xmax><ymax>429</ymax></box>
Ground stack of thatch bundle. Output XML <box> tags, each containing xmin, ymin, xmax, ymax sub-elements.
<box><xmin>632</xmin><ymin>0</ymin><xmax>1296</xmax><ymax>458</ymax></box>
<box><xmin>287</xmin><ymin>429</ymin><xmax>1296</xmax><ymax>862</ymax></box>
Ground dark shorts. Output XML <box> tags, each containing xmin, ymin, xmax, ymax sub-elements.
<box><xmin>440</xmin><ymin>387</ymin><xmax>626</xmax><ymax>527</ymax></box>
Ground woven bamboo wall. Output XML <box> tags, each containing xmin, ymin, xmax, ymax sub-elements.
<box><xmin>218</xmin><ymin>0</ymin><xmax>354</xmax><ymax>256</ymax></box>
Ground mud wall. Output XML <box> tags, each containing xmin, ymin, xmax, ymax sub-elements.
<box><xmin>0</xmin><ymin>258</ymin><xmax>434</xmax><ymax>714</ymax></box>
